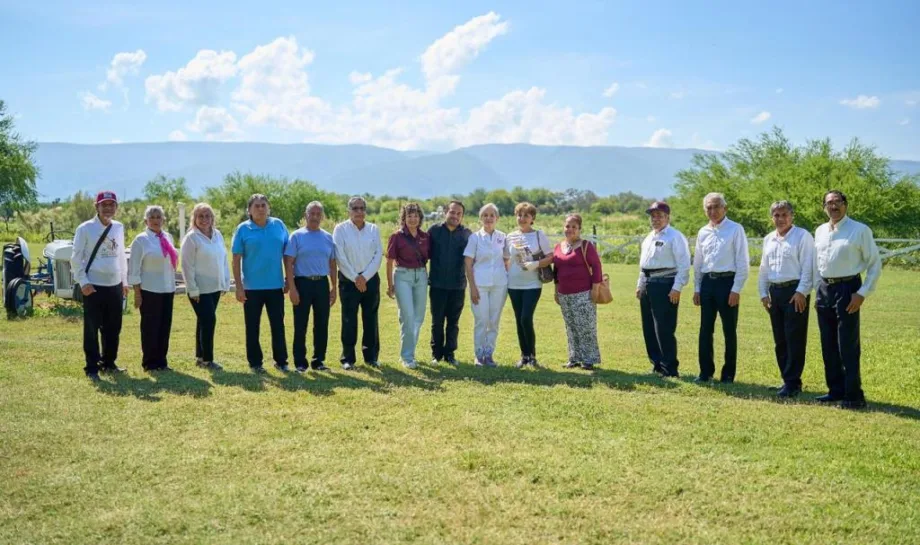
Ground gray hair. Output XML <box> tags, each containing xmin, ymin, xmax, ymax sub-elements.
<box><xmin>305</xmin><ymin>201</ymin><xmax>324</xmax><ymax>214</ymax></box>
<box><xmin>770</xmin><ymin>200</ymin><xmax>794</xmax><ymax>215</ymax></box>
<box><xmin>247</xmin><ymin>193</ymin><xmax>269</xmax><ymax>210</ymax></box>
<box><xmin>144</xmin><ymin>205</ymin><xmax>165</xmax><ymax>220</ymax></box>
<box><xmin>347</xmin><ymin>196</ymin><xmax>366</xmax><ymax>210</ymax></box>
<box><xmin>479</xmin><ymin>202</ymin><xmax>500</xmax><ymax>218</ymax></box>
<box><xmin>703</xmin><ymin>192</ymin><xmax>727</xmax><ymax>208</ymax></box>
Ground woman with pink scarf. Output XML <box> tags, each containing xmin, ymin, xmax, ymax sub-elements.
<box><xmin>128</xmin><ymin>205</ymin><xmax>179</xmax><ymax>372</ymax></box>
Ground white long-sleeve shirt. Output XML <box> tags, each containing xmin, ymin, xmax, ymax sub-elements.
<box><xmin>464</xmin><ymin>228</ymin><xmax>509</xmax><ymax>288</ymax></box>
<box><xmin>757</xmin><ymin>226</ymin><xmax>815</xmax><ymax>298</ymax></box>
<box><xmin>815</xmin><ymin>216</ymin><xmax>882</xmax><ymax>298</ymax></box>
<box><xmin>128</xmin><ymin>229</ymin><xmax>177</xmax><ymax>293</ymax></box>
<box><xmin>637</xmin><ymin>225</ymin><xmax>691</xmax><ymax>291</ymax></box>
<box><xmin>693</xmin><ymin>217</ymin><xmax>750</xmax><ymax>293</ymax></box>
<box><xmin>71</xmin><ymin>216</ymin><xmax>128</xmax><ymax>288</ymax></box>
<box><xmin>180</xmin><ymin>227</ymin><xmax>230</xmax><ymax>298</ymax></box>
<box><xmin>333</xmin><ymin>220</ymin><xmax>382</xmax><ymax>282</ymax></box>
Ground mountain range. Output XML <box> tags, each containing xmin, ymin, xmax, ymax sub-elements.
<box><xmin>32</xmin><ymin>142</ymin><xmax>920</xmax><ymax>202</ymax></box>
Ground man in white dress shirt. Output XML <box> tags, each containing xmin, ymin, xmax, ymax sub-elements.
<box><xmin>71</xmin><ymin>191</ymin><xmax>129</xmax><ymax>381</ymax></box>
<box><xmin>814</xmin><ymin>190</ymin><xmax>881</xmax><ymax>409</ymax></box>
<box><xmin>757</xmin><ymin>201</ymin><xmax>814</xmax><ymax>398</ymax></box>
<box><xmin>692</xmin><ymin>192</ymin><xmax>750</xmax><ymax>383</ymax></box>
<box><xmin>635</xmin><ymin>201</ymin><xmax>691</xmax><ymax>377</ymax></box>
<box><xmin>333</xmin><ymin>196</ymin><xmax>383</xmax><ymax>369</ymax></box>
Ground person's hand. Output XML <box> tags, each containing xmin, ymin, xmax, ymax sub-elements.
<box><xmin>668</xmin><ymin>290</ymin><xmax>681</xmax><ymax>305</ymax></box>
<box><xmin>190</xmin><ymin>295</ymin><xmax>200</xmax><ymax>303</ymax></box>
<box><xmin>790</xmin><ymin>292</ymin><xmax>807</xmax><ymax>313</ymax></box>
<box><xmin>283</xmin><ymin>283</ymin><xmax>290</xmax><ymax>295</ymax></box>
<box><xmin>81</xmin><ymin>284</ymin><xmax>96</xmax><ymax>296</ymax></box>
<box><xmin>523</xmin><ymin>261</ymin><xmax>539</xmax><ymax>271</ymax></box>
<box><xmin>122</xmin><ymin>285</ymin><xmax>130</xmax><ymax>298</ymax></box>
<box><xmin>355</xmin><ymin>275</ymin><xmax>367</xmax><ymax>293</ymax></box>
<box><xmin>728</xmin><ymin>292</ymin><xmax>741</xmax><ymax>307</ymax></box>
<box><xmin>386</xmin><ymin>285</ymin><xmax>395</xmax><ymax>299</ymax></box>
<box><xmin>554</xmin><ymin>291</ymin><xmax>560</xmax><ymax>305</ymax></box>
<box><xmin>236</xmin><ymin>287</ymin><xmax>247</xmax><ymax>303</ymax></box>
<box><xmin>329</xmin><ymin>288</ymin><xmax>337</xmax><ymax>306</ymax></box>
<box><xmin>846</xmin><ymin>293</ymin><xmax>865</xmax><ymax>314</ymax></box>
<box><xmin>761</xmin><ymin>296</ymin><xmax>771</xmax><ymax>311</ymax></box>
<box><xmin>134</xmin><ymin>291</ymin><xmax>142</xmax><ymax>309</ymax></box>
<box><xmin>693</xmin><ymin>292</ymin><xmax>701</xmax><ymax>306</ymax></box>
<box><xmin>470</xmin><ymin>285</ymin><xmax>480</xmax><ymax>305</ymax></box>
<box><xmin>635</xmin><ymin>288</ymin><xmax>642</xmax><ymax>300</ymax></box>
<box><xmin>289</xmin><ymin>286</ymin><xmax>300</xmax><ymax>306</ymax></box>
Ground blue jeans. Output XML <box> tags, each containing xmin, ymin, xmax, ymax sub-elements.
<box><xmin>394</xmin><ymin>268</ymin><xmax>428</xmax><ymax>363</ymax></box>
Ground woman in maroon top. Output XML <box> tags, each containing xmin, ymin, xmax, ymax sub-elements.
<box><xmin>552</xmin><ymin>214</ymin><xmax>603</xmax><ymax>369</ymax></box>
<box><xmin>386</xmin><ymin>203</ymin><xmax>430</xmax><ymax>368</ymax></box>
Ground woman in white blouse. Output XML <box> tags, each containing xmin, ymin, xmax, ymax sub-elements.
<box><xmin>128</xmin><ymin>205</ymin><xmax>178</xmax><ymax>372</ymax></box>
<box><xmin>180</xmin><ymin>203</ymin><xmax>230</xmax><ymax>371</ymax></box>
<box><xmin>463</xmin><ymin>203</ymin><xmax>510</xmax><ymax>366</ymax></box>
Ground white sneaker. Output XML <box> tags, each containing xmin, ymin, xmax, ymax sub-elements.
<box><xmin>402</xmin><ymin>360</ymin><xmax>418</xmax><ymax>369</ymax></box>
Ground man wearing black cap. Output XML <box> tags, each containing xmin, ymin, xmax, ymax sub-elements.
<box><xmin>71</xmin><ymin>191</ymin><xmax>129</xmax><ymax>381</ymax></box>
<box><xmin>813</xmin><ymin>190</ymin><xmax>881</xmax><ymax>409</ymax></box>
<box><xmin>636</xmin><ymin>201</ymin><xmax>691</xmax><ymax>377</ymax></box>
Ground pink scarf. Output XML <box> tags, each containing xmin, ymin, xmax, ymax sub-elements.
<box><xmin>156</xmin><ymin>231</ymin><xmax>178</xmax><ymax>270</ymax></box>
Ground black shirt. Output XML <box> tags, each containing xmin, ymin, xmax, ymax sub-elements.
<box><xmin>427</xmin><ymin>222</ymin><xmax>472</xmax><ymax>290</ymax></box>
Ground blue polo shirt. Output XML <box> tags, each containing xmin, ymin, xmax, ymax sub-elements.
<box><xmin>231</xmin><ymin>217</ymin><xmax>288</xmax><ymax>290</ymax></box>
<box><xmin>284</xmin><ymin>227</ymin><xmax>335</xmax><ymax>277</ymax></box>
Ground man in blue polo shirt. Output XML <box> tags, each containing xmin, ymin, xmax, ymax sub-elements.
<box><xmin>232</xmin><ymin>193</ymin><xmax>290</xmax><ymax>373</ymax></box>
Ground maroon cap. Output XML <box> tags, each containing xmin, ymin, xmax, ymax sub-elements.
<box><xmin>646</xmin><ymin>201</ymin><xmax>670</xmax><ymax>214</ymax></box>
<box><xmin>95</xmin><ymin>191</ymin><xmax>118</xmax><ymax>204</ymax></box>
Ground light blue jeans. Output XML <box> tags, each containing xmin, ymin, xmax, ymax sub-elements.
<box><xmin>394</xmin><ymin>267</ymin><xmax>428</xmax><ymax>363</ymax></box>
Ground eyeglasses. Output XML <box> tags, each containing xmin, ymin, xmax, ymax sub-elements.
<box><xmin>824</xmin><ymin>200</ymin><xmax>845</xmax><ymax>208</ymax></box>
<box><xmin>350</xmin><ymin>206</ymin><xmax>366</xmax><ymax>211</ymax></box>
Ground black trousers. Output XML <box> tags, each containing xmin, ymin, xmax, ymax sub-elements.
<box><xmin>508</xmin><ymin>288</ymin><xmax>542</xmax><ymax>359</ymax></box>
<box><xmin>293</xmin><ymin>277</ymin><xmax>331</xmax><ymax>368</ymax></box>
<box><xmin>339</xmin><ymin>273</ymin><xmax>380</xmax><ymax>364</ymax></box>
<box><xmin>698</xmin><ymin>274</ymin><xmax>739</xmax><ymax>381</ymax></box>
<box><xmin>430</xmin><ymin>287</ymin><xmax>465</xmax><ymax>360</ymax></box>
<box><xmin>139</xmin><ymin>291</ymin><xmax>175</xmax><ymax>370</ymax></box>
<box><xmin>243</xmin><ymin>289</ymin><xmax>288</xmax><ymax>368</ymax></box>
<box><xmin>189</xmin><ymin>291</ymin><xmax>221</xmax><ymax>363</ymax></box>
<box><xmin>82</xmin><ymin>283</ymin><xmax>124</xmax><ymax>373</ymax></box>
<box><xmin>816</xmin><ymin>277</ymin><xmax>864</xmax><ymax>402</ymax></box>
<box><xmin>768</xmin><ymin>284</ymin><xmax>809</xmax><ymax>389</ymax></box>
<box><xmin>640</xmin><ymin>278</ymin><xmax>680</xmax><ymax>376</ymax></box>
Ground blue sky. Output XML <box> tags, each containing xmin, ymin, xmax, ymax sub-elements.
<box><xmin>2</xmin><ymin>0</ymin><xmax>918</xmax><ymax>158</ymax></box>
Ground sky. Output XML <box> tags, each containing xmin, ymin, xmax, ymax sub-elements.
<box><xmin>2</xmin><ymin>0</ymin><xmax>918</xmax><ymax>159</ymax></box>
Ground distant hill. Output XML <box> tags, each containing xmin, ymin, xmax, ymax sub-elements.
<box><xmin>31</xmin><ymin>142</ymin><xmax>920</xmax><ymax>202</ymax></box>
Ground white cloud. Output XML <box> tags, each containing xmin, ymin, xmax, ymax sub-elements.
<box><xmin>602</xmin><ymin>82</ymin><xmax>619</xmax><ymax>98</ymax></box>
<box><xmin>101</xmin><ymin>49</ymin><xmax>147</xmax><ymax>90</ymax></box>
<box><xmin>644</xmin><ymin>128</ymin><xmax>673</xmax><ymax>148</ymax></box>
<box><xmin>839</xmin><ymin>95</ymin><xmax>880</xmax><ymax>109</ymax></box>
<box><xmin>751</xmin><ymin>111</ymin><xmax>771</xmax><ymax>124</ymax></box>
<box><xmin>80</xmin><ymin>91</ymin><xmax>112</xmax><ymax>111</ymax></box>
<box><xmin>899</xmin><ymin>118</ymin><xmax>910</xmax><ymax>126</ymax></box>
<box><xmin>186</xmin><ymin>106</ymin><xmax>242</xmax><ymax>141</ymax></box>
<box><xmin>776</xmin><ymin>88</ymin><xmax>784</xmax><ymax>94</ymax></box>
<box><xmin>348</xmin><ymin>71</ymin><xmax>372</xmax><ymax>85</ymax></box>
<box><xmin>455</xmin><ymin>87</ymin><xmax>616</xmax><ymax>147</ymax></box>
<box><xmin>145</xmin><ymin>49</ymin><xmax>238</xmax><ymax>111</ymax></box>
<box><xmin>420</xmin><ymin>12</ymin><xmax>508</xmax><ymax>81</ymax></box>
<box><xmin>646</xmin><ymin>115</ymin><xmax>656</xmax><ymax>123</ymax></box>
<box><xmin>168</xmin><ymin>129</ymin><xmax>188</xmax><ymax>141</ymax></box>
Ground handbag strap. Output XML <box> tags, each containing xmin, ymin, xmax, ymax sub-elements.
<box><xmin>85</xmin><ymin>223</ymin><xmax>114</xmax><ymax>274</ymax></box>
<box><xmin>579</xmin><ymin>240</ymin><xmax>594</xmax><ymax>278</ymax></box>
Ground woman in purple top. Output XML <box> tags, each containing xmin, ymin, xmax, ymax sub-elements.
<box><xmin>552</xmin><ymin>213</ymin><xmax>603</xmax><ymax>370</ymax></box>
<box><xmin>386</xmin><ymin>203</ymin><xmax>430</xmax><ymax>368</ymax></box>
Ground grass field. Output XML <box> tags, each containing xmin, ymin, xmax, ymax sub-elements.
<box><xmin>1</xmin><ymin>264</ymin><xmax>919</xmax><ymax>544</ymax></box>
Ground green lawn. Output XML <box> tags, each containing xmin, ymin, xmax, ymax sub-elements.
<box><xmin>1</xmin><ymin>264</ymin><xmax>919</xmax><ymax>544</ymax></box>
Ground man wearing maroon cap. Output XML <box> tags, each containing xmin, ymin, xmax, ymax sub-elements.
<box><xmin>71</xmin><ymin>191</ymin><xmax>129</xmax><ymax>381</ymax></box>
<box><xmin>636</xmin><ymin>201</ymin><xmax>691</xmax><ymax>377</ymax></box>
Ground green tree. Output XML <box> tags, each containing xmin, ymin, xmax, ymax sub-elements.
<box><xmin>143</xmin><ymin>174</ymin><xmax>192</xmax><ymax>203</ymax></box>
<box><xmin>0</xmin><ymin>100</ymin><xmax>40</xmax><ymax>230</ymax></box>
<box><xmin>670</xmin><ymin>127</ymin><xmax>920</xmax><ymax>237</ymax></box>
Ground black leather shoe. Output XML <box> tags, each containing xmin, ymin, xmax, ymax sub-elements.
<box><xmin>444</xmin><ymin>356</ymin><xmax>458</xmax><ymax>366</ymax></box>
<box><xmin>312</xmin><ymin>364</ymin><xmax>330</xmax><ymax>371</ymax></box>
<box><xmin>365</xmin><ymin>361</ymin><xmax>380</xmax><ymax>368</ymax></box>
<box><xmin>719</xmin><ymin>377</ymin><xmax>735</xmax><ymax>384</ymax></box>
<box><xmin>250</xmin><ymin>366</ymin><xmax>267</xmax><ymax>374</ymax></box>
<box><xmin>100</xmin><ymin>364</ymin><xmax>126</xmax><ymax>374</ymax></box>
<box><xmin>841</xmin><ymin>399</ymin><xmax>867</xmax><ymax>410</ymax></box>
<box><xmin>273</xmin><ymin>362</ymin><xmax>290</xmax><ymax>372</ymax></box>
<box><xmin>694</xmin><ymin>376</ymin><xmax>712</xmax><ymax>384</ymax></box>
<box><xmin>86</xmin><ymin>371</ymin><xmax>101</xmax><ymax>382</ymax></box>
<box><xmin>816</xmin><ymin>393</ymin><xmax>842</xmax><ymax>403</ymax></box>
<box><xmin>777</xmin><ymin>385</ymin><xmax>801</xmax><ymax>398</ymax></box>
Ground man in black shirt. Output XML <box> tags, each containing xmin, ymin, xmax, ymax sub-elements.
<box><xmin>427</xmin><ymin>200</ymin><xmax>471</xmax><ymax>365</ymax></box>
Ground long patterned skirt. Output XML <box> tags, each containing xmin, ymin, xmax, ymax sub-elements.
<box><xmin>558</xmin><ymin>290</ymin><xmax>601</xmax><ymax>365</ymax></box>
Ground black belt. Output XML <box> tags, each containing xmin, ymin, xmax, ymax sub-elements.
<box><xmin>642</xmin><ymin>267</ymin><xmax>677</xmax><ymax>277</ymax></box>
<box><xmin>646</xmin><ymin>276</ymin><xmax>676</xmax><ymax>284</ymax></box>
<box><xmin>770</xmin><ymin>279</ymin><xmax>799</xmax><ymax>289</ymax></box>
<box><xmin>822</xmin><ymin>274</ymin><xmax>859</xmax><ymax>285</ymax></box>
<box><xmin>296</xmin><ymin>275</ymin><xmax>327</xmax><ymax>281</ymax></box>
<box><xmin>703</xmin><ymin>271</ymin><xmax>735</xmax><ymax>279</ymax></box>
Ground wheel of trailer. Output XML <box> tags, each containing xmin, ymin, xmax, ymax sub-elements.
<box><xmin>72</xmin><ymin>283</ymin><xmax>83</xmax><ymax>303</ymax></box>
<box><xmin>6</xmin><ymin>278</ymin><xmax>33</xmax><ymax>318</ymax></box>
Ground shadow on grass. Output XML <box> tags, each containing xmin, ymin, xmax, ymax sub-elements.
<box><xmin>94</xmin><ymin>370</ymin><xmax>212</xmax><ymax>401</ymax></box>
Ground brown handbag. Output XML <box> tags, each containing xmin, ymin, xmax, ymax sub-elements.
<box><xmin>579</xmin><ymin>241</ymin><xmax>612</xmax><ymax>305</ymax></box>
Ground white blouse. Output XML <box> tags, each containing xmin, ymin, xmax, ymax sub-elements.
<box><xmin>463</xmin><ymin>228</ymin><xmax>509</xmax><ymax>288</ymax></box>
<box><xmin>180</xmin><ymin>227</ymin><xmax>231</xmax><ymax>298</ymax></box>
<box><xmin>128</xmin><ymin>229</ymin><xmax>177</xmax><ymax>294</ymax></box>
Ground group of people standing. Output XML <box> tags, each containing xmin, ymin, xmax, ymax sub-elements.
<box><xmin>635</xmin><ymin>191</ymin><xmax>881</xmax><ymax>409</ymax></box>
<box><xmin>70</xmin><ymin>187</ymin><xmax>881</xmax><ymax>409</ymax></box>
